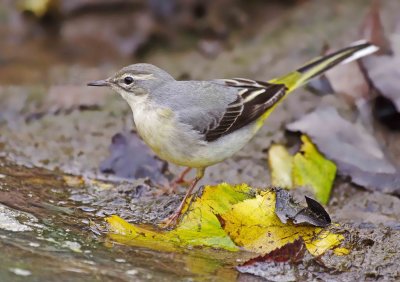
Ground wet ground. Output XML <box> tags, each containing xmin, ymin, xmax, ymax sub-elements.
<box><xmin>1</xmin><ymin>0</ymin><xmax>400</xmax><ymax>281</ymax></box>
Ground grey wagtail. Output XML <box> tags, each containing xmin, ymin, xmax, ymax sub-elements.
<box><xmin>88</xmin><ymin>41</ymin><xmax>377</xmax><ymax>227</ymax></box>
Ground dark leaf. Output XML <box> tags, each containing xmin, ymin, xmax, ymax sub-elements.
<box><xmin>240</xmin><ymin>239</ymin><xmax>305</xmax><ymax>265</ymax></box>
<box><xmin>100</xmin><ymin>131</ymin><xmax>168</xmax><ymax>184</ymax></box>
<box><xmin>275</xmin><ymin>189</ymin><xmax>331</xmax><ymax>227</ymax></box>
<box><xmin>304</xmin><ymin>196</ymin><xmax>331</xmax><ymax>224</ymax></box>
<box><xmin>360</xmin><ymin>0</ymin><xmax>393</xmax><ymax>55</ymax></box>
<box><xmin>293</xmin><ymin>197</ymin><xmax>331</xmax><ymax>228</ymax></box>
<box><xmin>359</xmin><ymin>0</ymin><xmax>400</xmax><ymax>130</ymax></box>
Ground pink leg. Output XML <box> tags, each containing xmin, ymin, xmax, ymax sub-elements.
<box><xmin>161</xmin><ymin>168</ymin><xmax>205</xmax><ymax>229</ymax></box>
<box><xmin>171</xmin><ymin>167</ymin><xmax>192</xmax><ymax>186</ymax></box>
<box><xmin>155</xmin><ymin>167</ymin><xmax>193</xmax><ymax>195</ymax></box>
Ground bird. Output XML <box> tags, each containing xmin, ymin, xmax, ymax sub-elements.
<box><xmin>88</xmin><ymin>41</ymin><xmax>378</xmax><ymax>228</ymax></box>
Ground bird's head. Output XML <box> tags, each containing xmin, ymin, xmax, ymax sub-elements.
<box><xmin>87</xmin><ymin>63</ymin><xmax>174</xmax><ymax>107</ymax></box>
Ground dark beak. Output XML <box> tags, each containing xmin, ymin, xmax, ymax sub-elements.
<box><xmin>87</xmin><ymin>79</ymin><xmax>109</xmax><ymax>87</ymax></box>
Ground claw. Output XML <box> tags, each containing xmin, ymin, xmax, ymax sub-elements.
<box><xmin>154</xmin><ymin>167</ymin><xmax>193</xmax><ymax>195</ymax></box>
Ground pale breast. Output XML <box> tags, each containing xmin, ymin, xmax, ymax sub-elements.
<box><xmin>132</xmin><ymin>103</ymin><xmax>259</xmax><ymax>168</ymax></box>
<box><xmin>132</xmin><ymin>104</ymin><xmax>204</xmax><ymax>166</ymax></box>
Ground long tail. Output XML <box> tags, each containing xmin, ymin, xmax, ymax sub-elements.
<box><xmin>269</xmin><ymin>40</ymin><xmax>378</xmax><ymax>91</ymax></box>
<box><xmin>256</xmin><ymin>41</ymin><xmax>378</xmax><ymax>124</ymax></box>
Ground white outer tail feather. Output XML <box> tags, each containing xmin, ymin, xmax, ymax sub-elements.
<box><xmin>341</xmin><ymin>40</ymin><xmax>379</xmax><ymax>65</ymax></box>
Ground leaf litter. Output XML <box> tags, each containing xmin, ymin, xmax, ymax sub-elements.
<box><xmin>359</xmin><ymin>0</ymin><xmax>400</xmax><ymax>131</ymax></box>
<box><xmin>306</xmin><ymin>0</ymin><xmax>400</xmax><ymax>131</ymax></box>
<box><xmin>287</xmin><ymin>107</ymin><xmax>400</xmax><ymax>195</ymax></box>
<box><xmin>106</xmin><ymin>183</ymin><xmax>346</xmax><ymax>268</ymax></box>
<box><xmin>268</xmin><ymin>135</ymin><xmax>336</xmax><ymax>204</ymax></box>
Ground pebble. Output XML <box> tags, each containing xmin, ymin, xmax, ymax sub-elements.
<box><xmin>9</xmin><ymin>268</ymin><xmax>32</xmax><ymax>276</ymax></box>
<box><xmin>115</xmin><ymin>258</ymin><xmax>126</xmax><ymax>263</ymax></box>
<box><xmin>126</xmin><ymin>269</ymin><xmax>138</xmax><ymax>276</ymax></box>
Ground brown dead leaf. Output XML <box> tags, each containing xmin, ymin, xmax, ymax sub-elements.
<box><xmin>324</xmin><ymin>58</ymin><xmax>372</xmax><ymax>106</ymax></box>
<box><xmin>359</xmin><ymin>0</ymin><xmax>400</xmax><ymax>128</ymax></box>
<box><xmin>308</xmin><ymin>1</ymin><xmax>400</xmax><ymax>131</ymax></box>
<box><xmin>360</xmin><ymin>0</ymin><xmax>393</xmax><ymax>55</ymax></box>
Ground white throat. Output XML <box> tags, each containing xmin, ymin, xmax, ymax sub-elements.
<box><xmin>120</xmin><ymin>92</ymin><xmax>148</xmax><ymax>112</ymax></box>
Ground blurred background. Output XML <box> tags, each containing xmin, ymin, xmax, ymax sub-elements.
<box><xmin>1</xmin><ymin>0</ymin><xmax>359</xmax><ymax>85</ymax></box>
<box><xmin>1</xmin><ymin>0</ymin><xmax>305</xmax><ymax>81</ymax></box>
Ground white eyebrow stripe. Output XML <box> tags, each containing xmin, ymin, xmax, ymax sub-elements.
<box><xmin>123</xmin><ymin>74</ymin><xmax>155</xmax><ymax>80</ymax></box>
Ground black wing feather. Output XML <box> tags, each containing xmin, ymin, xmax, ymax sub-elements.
<box><xmin>204</xmin><ymin>79</ymin><xmax>287</xmax><ymax>142</ymax></box>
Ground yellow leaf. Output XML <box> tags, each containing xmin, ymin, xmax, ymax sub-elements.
<box><xmin>268</xmin><ymin>144</ymin><xmax>293</xmax><ymax>188</ymax></box>
<box><xmin>63</xmin><ymin>175</ymin><xmax>114</xmax><ymax>190</ymax></box>
<box><xmin>18</xmin><ymin>0</ymin><xmax>56</xmax><ymax>17</ymax></box>
<box><xmin>106</xmin><ymin>215</ymin><xmax>178</xmax><ymax>252</ymax></box>
<box><xmin>106</xmin><ymin>184</ymin><xmax>345</xmax><ymax>260</ymax></box>
<box><xmin>268</xmin><ymin>136</ymin><xmax>336</xmax><ymax>204</ymax></box>
<box><xmin>333</xmin><ymin>247</ymin><xmax>351</xmax><ymax>256</ymax></box>
<box><xmin>63</xmin><ymin>175</ymin><xmax>84</xmax><ymax>187</ymax></box>
<box><xmin>293</xmin><ymin>135</ymin><xmax>337</xmax><ymax>204</ymax></box>
<box><xmin>107</xmin><ymin>183</ymin><xmax>254</xmax><ymax>252</ymax></box>
<box><xmin>221</xmin><ymin>190</ymin><xmax>343</xmax><ymax>255</ymax></box>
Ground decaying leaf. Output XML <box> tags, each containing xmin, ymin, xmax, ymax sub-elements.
<box><xmin>292</xmin><ymin>135</ymin><xmax>336</xmax><ymax>204</ymax></box>
<box><xmin>362</xmin><ymin>45</ymin><xmax>400</xmax><ymax>128</ymax></box>
<box><xmin>268</xmin><ymin>136</ymin><xmax>336</xmax><ymax>204</ymax></box>
<box><xmin>359</xmin><ymin>0</ymin><xmax>400</xmax><ymax>129</ymax></box>
<box><xmin>287</xmin><ymin>107</ymin><xmax>400</xmax><ymax>195</ymax></box>
<box><xmin>107</xmin><ymin>183</ymin><xmax>251</xmax><ymax>252</ymax></box>
<box><xmin>275</xmin><ymin>189</ymin><xmax>331</xmax><ymax>227</ymax></box>
<box><xmin>268</xmin><ymin>144</ymin><xmax>293</xmax><ymax>188</ymax></box>
<box><xmin>215</xmin><ymin>188</ymin><xmax>340</xmax><ymax>256</ymax></box>
<box><xmin>240</xmin><ymin>239</ymin><xmax>306</xmax><ymax>264</ymax></box>
<box><xmin>106</xmin><ymin>184</ymin><xmax>345</xmax><ymax>261</ymax></box>
<box><xmin>309</xmin><ymin>0</ymin><xmax>400</xmax><ymax>131</ymax></box>
<box><xmin>100</xmin><ymin>131</ymin><xmax>168</xmax><ymax>184</ymax></box>
<box><xmin>307</xmin><ymin>1</ymin><xmax>400</xmax><ymax>131</ymax></box>
<box><xmin>18</xmin><ymin>0</ymin><xmax>56</xmax><ymax>17</ymax></box>
<box><xmin>360</xmin><ymin>0</ymin><xmax>393</xmax><ymax>56</ymax></box>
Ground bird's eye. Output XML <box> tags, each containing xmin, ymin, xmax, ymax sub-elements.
<box><xmin>124</xmin><ymin>76</ymin><xmax>134</xmax><ymax>85</ymax></box>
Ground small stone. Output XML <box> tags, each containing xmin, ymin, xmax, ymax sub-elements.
<box><xmin>115</xmin><ymin>258</ymin><xmax>126</xmax><ymax>263</ymax></box>
<box><xmin>9</xmin><ymin>268</ymin><xmax>31</xmax><ymax>276</ymax></box>
<box><xmin>63</xmin><ymin>241</ymin><xmax>82</xmax><ymax>253</ymax></box>
<box><xmin>29</xmin><ymin>242</ymin><xmax>40</xmax><ymax>247</ymax></box>
<box><xmin>126</xmin><ymin>269</ymin><xmax>138</xmax><ymax>276</ymax></box>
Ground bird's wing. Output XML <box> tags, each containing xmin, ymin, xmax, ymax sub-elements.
<box><xmin>153</xmin><ymin>79</ymin><xmax>287</xmax><ymax>142</ymax></box>
<box><xmin>203</xmin><ymin>79</ymin><xmax>287</xmax><ymax>141</ymax></box>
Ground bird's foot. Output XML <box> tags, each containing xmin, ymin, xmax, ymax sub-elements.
<box><xmin>154</xmin><ymin>178</ymin><xmax>192</xmax><ymax>196</ymax></box>
<box><xmin>158</xmin><ymin>168</ymin><xmax>204</xmax><ymax>230</ymax></box>
<box><xmin>159</xmin><ymin>211</ymin><xmax>181</xmax><ymax>229</ymax></box>
<box><xmin>154</xmin><ymin>167</ymin><xmax>193</xmax><ymax>195</ymax></box>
